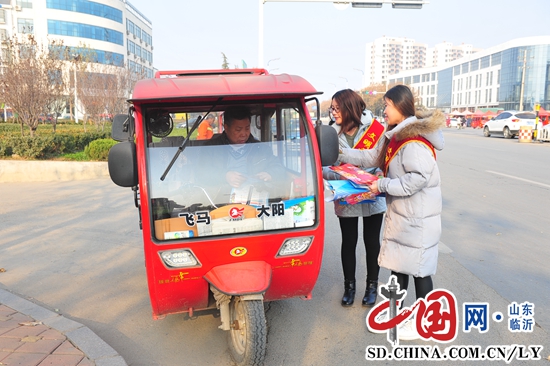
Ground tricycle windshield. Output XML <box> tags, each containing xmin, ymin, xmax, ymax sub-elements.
<box><xmin>143</xmin><ymin>100</ymin><xmax>318</xmax><ymax>242</ymax></box>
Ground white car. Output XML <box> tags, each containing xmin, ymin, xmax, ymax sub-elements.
<box><xmin>483</xmin><ymin>111</ymin><xmax>536</xmax><ymax>139</ymax></box>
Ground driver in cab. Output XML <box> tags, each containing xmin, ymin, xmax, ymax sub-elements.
<box><xmin>203</xmin><ymin>106</ymin><xmax>286</xmax><ymax>203</ymax></box>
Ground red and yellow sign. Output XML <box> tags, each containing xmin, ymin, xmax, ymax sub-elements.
<box><xmin>353</xmin><ymin>119</ymin><xmax>385</xmax><ymax>150</ymax></box>
<box><xmin>230</xmin><ymin>247</ymin><xmax>248</xmax><ymax>257</ymax></box>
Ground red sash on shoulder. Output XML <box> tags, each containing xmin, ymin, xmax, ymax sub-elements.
<box><xmin>384</xmin><ymin>136</ymin><xmax>436</xmax><ymax>175</ymax></box>
<box><xmin>353</xmin><ymin>119</ymin><xmax>384</xmax><ymax>150</ymax></box>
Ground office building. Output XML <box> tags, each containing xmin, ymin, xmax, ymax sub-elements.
<box><xmin>387</xmin><ymin>36</ymin><xmax>550</xmax><ymax>112</ymax></box>
<box><xmin>0</xmin><ymin>0</ymin><xmax>153</xmax><ymax>105</ymax></box>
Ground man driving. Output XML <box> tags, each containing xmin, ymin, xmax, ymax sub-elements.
<box><xmin>203</xmin><ymin>106</ymin><xmax>286</xmax><ymax>204</ymax></box>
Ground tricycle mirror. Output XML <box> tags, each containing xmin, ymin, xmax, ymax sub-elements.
<box><xmin>315</xmin><ymin>124</ymin><xmax>338</xmax><ymax>166</ymax></box>
<box><xmin>112</xmin><ymin>113</ymin><xmax>134</xmax><ymax>142</ymax></box>
<box><xmin>108</xmin><ymin>141</ymin><xmax>138</xmax><ymax>187</ymax></box>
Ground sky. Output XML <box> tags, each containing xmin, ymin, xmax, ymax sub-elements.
<box><xmin>127</xmin><ymin>0</ymin><xmax>550</xmax><ymax>101</ymax></box>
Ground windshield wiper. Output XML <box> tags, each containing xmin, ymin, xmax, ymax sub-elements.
<box><xmin>160</xmin><ymin>97</ymin><xmax>222</xmax><ymax>181</ymax></box>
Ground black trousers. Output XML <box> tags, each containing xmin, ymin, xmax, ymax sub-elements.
<box><xmin>391</xmin><ymin>271</ymin><xmax>433</xmax><ymax>302</ymax></box>
<box><xmin>338</xmin><ymin>213</ymin><xmax>384</xmax><ymax>283</ymax></box>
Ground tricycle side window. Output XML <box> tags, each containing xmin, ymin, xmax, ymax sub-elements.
<box><xmin>144</xmin><ymin>101</ymin><xmax>318</xmax><ymax>242</ymax></box>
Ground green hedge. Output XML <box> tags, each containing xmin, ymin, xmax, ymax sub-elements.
<box><xmin>0</xmin><ymin>130</ymin><xmax>111</xmax><ymax>159</ymax></box>
<box><xmin>84</xmin><ymin>138</ymin><xmax>118</xmax><ymax>160</ymax></box>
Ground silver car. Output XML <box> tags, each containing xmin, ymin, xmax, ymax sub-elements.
<box><xmin>483</xmin><ymin>111</ymin><xmax>536</xmax><ymax>139</ymax></box>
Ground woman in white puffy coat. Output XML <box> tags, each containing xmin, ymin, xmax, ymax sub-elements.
<box><xmin>339</xmin><ymin>85</ymin><xmax>445</xmax><ymax>338</ymax></box>
<box><xmin>322</xmin><ymin>89</ymin><xmax>386</xmax><ymax>307</ymax></box>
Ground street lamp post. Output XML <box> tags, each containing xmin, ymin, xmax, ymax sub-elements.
<box><xmin>339</xmin><ymin>76</ymin><xmax>348</xmax><ymax>89</ymax></box>
<box><xmin>267</xmin><ymin>57</ymin><xmax>280</xmax><ymax>72</ymax></box>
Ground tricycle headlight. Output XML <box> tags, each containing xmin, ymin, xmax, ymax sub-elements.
<box><xmin>159</xmin><ymin>249</ymin><xmax>200</xmax><ymax>268</ymax></box>
<box><xmin>277</xmin><ymin>236</ymin><xmax>313</xmax><ymax>257</ymax></box>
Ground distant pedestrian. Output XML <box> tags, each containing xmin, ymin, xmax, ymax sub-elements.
<box><xmin>197</xmin><ymin>114</ymin><xmax>216</xmax><ymax>140</ymax></box>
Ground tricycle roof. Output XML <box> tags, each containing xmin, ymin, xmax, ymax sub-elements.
<box><xmin>130</xmin><ymin>68</ymin><xmax>322</xmax><ymax>103</ymax></box>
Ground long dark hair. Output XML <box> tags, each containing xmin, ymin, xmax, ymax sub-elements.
<box><xmin>332</xmin><ymin>89</ymin><xmax>366</xmax><ymax>135</ymax></box>
<box><xmin>375</xmin><ymin>84</ymin><xmax>416</xmax><ymax>169</ymax></box>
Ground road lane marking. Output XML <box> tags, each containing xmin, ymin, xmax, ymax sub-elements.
<box><xmin>486</xmin><ymin>170</ymin><xmax>550</xmax><ymax>189</ymax></box>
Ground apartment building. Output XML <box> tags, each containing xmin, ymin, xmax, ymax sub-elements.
<box><xmin>364</xmin><ymin>36</ymin><xmax>427</xmax><ymax>86</ymax></box>
<box><xmin>364</xmin><ymin>36</ymin><xmax>481</xmax><ymax>88</ymax></box>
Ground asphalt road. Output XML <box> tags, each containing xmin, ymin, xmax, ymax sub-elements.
<box><xmin>0</xmin><ymin>128</ymin><xmax>549</xmax><ymax>365</ymax></box>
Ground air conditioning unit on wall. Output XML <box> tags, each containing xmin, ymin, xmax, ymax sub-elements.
<box><xmin>15</xmin><ymin>5</ymin><xmax>21</xmax><ymax>11</ymax></box>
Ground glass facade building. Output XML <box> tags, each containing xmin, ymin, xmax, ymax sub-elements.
<box><xmin>0</xmin><ymin>0</ymin><xmax>153</xmax><ymax>77</ymax></box>
<box><xmin>388</xmin><ymin>37</ymin><xmax>550</xmax><ymax>112</ymax></box>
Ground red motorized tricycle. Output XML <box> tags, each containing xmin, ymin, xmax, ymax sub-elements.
<box><xmin>108</xmin><ymin>69</ymin><xmax>337</xmax><ymax>365</ymax></box>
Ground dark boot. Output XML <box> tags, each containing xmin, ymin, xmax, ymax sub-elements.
<box><xmin>362</xmin><ymin>280</ymin><xmax>378</xmax><ymax>307</ymax></box>
<box><xmin>341</xmin><ymin>279</ymin><xmax>356</xmax><ymax>307</ymax></box>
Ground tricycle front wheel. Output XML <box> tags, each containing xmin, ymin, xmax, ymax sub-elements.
<box><xmin>228</xmin><ymin>297</ymin><xmax>267</xmax><ymax>366</ymax></box>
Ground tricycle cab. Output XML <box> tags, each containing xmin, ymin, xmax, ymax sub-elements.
<box><xmin>109</xmin><ymin>69</ymin><xmax>338</xmax><ymax>319</ymax></box>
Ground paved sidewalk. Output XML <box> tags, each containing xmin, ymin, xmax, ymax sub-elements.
<box><xmin>0</xmin><ymin>289</ymin><xmax>126</xmax><ymax>366</ymax></box>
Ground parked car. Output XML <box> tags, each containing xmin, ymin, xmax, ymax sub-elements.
<box><xmin>483</xmin><ymin>111</ymin><xmax>536</xmax><ymax>139</ymax></box>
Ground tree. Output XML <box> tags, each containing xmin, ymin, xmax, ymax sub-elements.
<box><xmin>221</xmin><ymin>52</ymin><xmax>229</xmax><ymax>69</ymax></box>
<box><xmin>0</xmin><ymin>35</ymin><xmax>67</xmax><ymax>137</ymax></box>
<box><xmin>73</xmin><ymin>47</ymin><xmax>142</xmax><ymax>131</ymax></box>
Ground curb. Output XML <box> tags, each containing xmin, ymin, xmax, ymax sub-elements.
<box><xmin>0</xmin><ymin>288</ymin><xmax>127</xmax><ymax>366</ymax></box>
<box><xmin>0</xmin><ymin>160</ymin><xmax>109</xmax><ymax>182</ymax></box>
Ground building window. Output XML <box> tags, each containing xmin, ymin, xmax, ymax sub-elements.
<box><xmin>46</xmin><ymin>0</ymin><xmax>123</xmax><ymax>23</ymax></box>
<box><xmin>18</xmin><ymin>18</ymin><xmax>34</xmax><ymax>34</ymax></box>
<box><xmin>480</xmin><ymin>56</ymin><xmax>490</xmax><ymax>69</ymax></box>
<box><xmin>47</xmin><ymin>20</ymin><xmax>123</xmax><ymax>46</ymax></box>
<box><xmin>470</xmin><ymin>59</ymin><xmax>479</xmax><ymax>72</ymax></box>
<box><xmin>491</xmin><ymin>52</ymin><xmax>501</xmax><ymax>66</ymax></box>
<box><xmin>50</xmin><ymin>45</ymin><xmax>124</xmax><ymax>67</ymax></box>
<box><xmin>0</xmin><ymin>9</ymin><xmax>5</xmax><ymax>24</ymax></box>
<box><xmin>17</xmin><ymin>0</ymin><xmax>32</xmax><ymax>9</ymax></box>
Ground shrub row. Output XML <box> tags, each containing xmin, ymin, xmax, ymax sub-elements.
<box><xmin>0</xmin><ymin>132</ymin><xmax>112</xmax><ymax>159</ymax></box>
<box><xmin>84</xmin><ymin>139</ymin><xmax>118</xmax><ymax>160</ymax></box>
<box><xmin>0</xmin><ymin>122</ymin><xmax>111</xmax><ymax>136</ymax></box>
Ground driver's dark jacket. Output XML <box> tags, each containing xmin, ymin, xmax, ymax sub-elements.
<box><xmin>200</xmin><ymin>132</ymin><xmax>287</xmax><ymax>203</ymax></box>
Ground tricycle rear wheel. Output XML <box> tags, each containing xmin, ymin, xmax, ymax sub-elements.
<box><xmin>228</xmin><ymin>297</ymin><xmax>267</xmax><ymax>366</ymax></box>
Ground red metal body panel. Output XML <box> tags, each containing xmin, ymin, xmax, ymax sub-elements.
<box><xmin>204</xmin><ymin>261</ymin><xmax>272</xmax><ymax>295</ymax></box>
<box><xmin>132</xmin><ymin>69</ymin><xmax>321</xmax><ymax>102</ymax></box>
<box><xmin>130</xmin><ymin>70</ymin><xmax>327</xmax><ymax>318</ymax></box>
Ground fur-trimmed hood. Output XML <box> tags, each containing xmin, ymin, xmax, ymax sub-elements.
<box><xmin>387</xmin><ymin>109</ymin><xmax>446</xmax><ymax>151</ymax></box>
